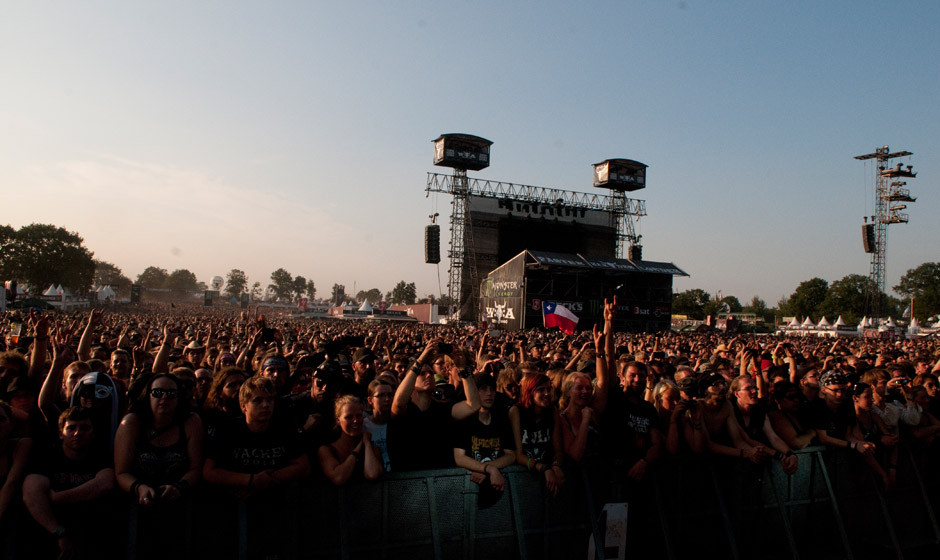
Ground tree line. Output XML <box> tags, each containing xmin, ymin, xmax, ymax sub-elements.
<box><xmin>673</xmin><ymin>264</ymin><xmax>940</xmax><ymax>325</ymax></box>
<box><xmin>4</xmin><ymin>223</ymin><xmax>936</xmax><ymax>318</ymax></box>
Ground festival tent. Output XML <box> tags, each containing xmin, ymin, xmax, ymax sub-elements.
<box><xmin>787</xmin><ymin>317</ymin><xmax>800</xmax><ymax>328</ymax></box>
<box><xmin>834</xmin><ymin>316</ymin><xmax>846</xmax><ymax>327</ymax></box>
<box><xmin>884</xmin><ymin>317</ymin><xmax>896</xmax><ymax>328</ymax></box>
<box><xmin>42</xmin><ymin>284</ymin><xmax>58</xmax><ymax>296</ymax></box>
<box><xmin>817</xmin><ymin>317</ymin><xmax>831</xmax><ymax>328</ymax></box>
<box><xmin>358</xmin><ymin>300</ymin><xmax>374</xmax><ymax>313</ymax></box>
<box><xmin>800</xmin><ymin>317</ymin><xmax>815</xmax><ymax>328</ymax></box>
<box><xmin>96</xmin><ymin>285</ymin><xmax>116</xmax><ymax>300</ymax></box>
<box><xmin>909</xmin><ymin>318</ymin><xmax>921</xmax><ymax>334</ymax></box>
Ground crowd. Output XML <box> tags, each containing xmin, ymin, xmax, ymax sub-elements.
<box><xmin>1</xmin><ymin>301</ymin><xmax>939</xmax><ymax>559</ymax></box>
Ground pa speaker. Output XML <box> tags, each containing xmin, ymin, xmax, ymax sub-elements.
<box><xmin>862</xmin><ymin>224</ymin><xmax>875</xmax><ymax>253</ymax></box>
<box><xmin>628</xmin><ymin>245</ymin><xmax>643</xmax><ymax>261</ymax></box>
<box><xmin>425</xmin><ymin>225</ymin><xmax>441</xmax><ymax>264</ymax></box>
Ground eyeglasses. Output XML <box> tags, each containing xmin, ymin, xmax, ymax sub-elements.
<box><xmin>150</xmin><ymin>388</ymin><xmax>179</xmax><ymax>399</ymax></box>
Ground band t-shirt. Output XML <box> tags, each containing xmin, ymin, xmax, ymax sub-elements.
<box><xmin>454</xmin><ymin>408</ymin><xmax>513</xmax><ymax>463</ymax></box>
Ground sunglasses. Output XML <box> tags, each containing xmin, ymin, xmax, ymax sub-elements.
<box><xmin>150</xmin><ymin>388</ymin><xmax>179</xmax><ymax>399</ymax></box>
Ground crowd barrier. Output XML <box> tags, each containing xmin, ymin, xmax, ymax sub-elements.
<box><xmin>5</xmin><ymin>444</ymin><xmax>939</xmax><ymax>559</ymax></box>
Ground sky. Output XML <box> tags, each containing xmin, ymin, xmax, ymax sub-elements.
<box><xmin>1</xmin><ymin>1</ymin><xmax>937</xmax><ymax>307</ymax></box>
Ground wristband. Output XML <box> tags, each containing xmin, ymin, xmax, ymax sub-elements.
<box><xmin>596</xmin><ymin>352</ymin><xmax>606</xmax><ymax>358</ymax></box>
<box><xmin>773</xmin><ymin>451</ymin><xmax>784</xmax><ymax>461</ymax></box>
<box><xmin>785</xmin><ymin>450</ymin><xmax>795</xmax><ymax>458</ymax></box>
<box><xmin>130</xmin><ymin>480</ymin><xmax>142</xmax><ymax>496</ymax></box>
<box><xmin>527</xmin><ymin>458</ymin><xmax>535</xmax><ymax>470</ymax></box>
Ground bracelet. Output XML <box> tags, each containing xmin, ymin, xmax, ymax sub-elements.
<box><xmin>527</xmin><ymin>458</ymin><xmax>535</xmax><ymax>470</ymax></box>
<box><xmin>596</xmin><ymin>352</ymin><xmax>606</xmax><ymax>357</ymax></box>
<box><xmin>551</xmin><ymin>460</ymin><xmax>562</xmax><ymax>468</ymax></box>
<box><xmin>130</xmin><ymin>480</ymin><xmax>142</xmax><ymax>496</ymax></box>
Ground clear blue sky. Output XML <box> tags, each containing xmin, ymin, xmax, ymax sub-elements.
<box><xmin>2</xmin><ymin>1</ymin><xmax>937</xmax><ymax>307</ymax></box>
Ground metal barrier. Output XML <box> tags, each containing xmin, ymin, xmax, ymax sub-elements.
<box><xmin>12</xmin><ymin>443</ymin><xmax>936</xmax><ymax>559</ymax></box>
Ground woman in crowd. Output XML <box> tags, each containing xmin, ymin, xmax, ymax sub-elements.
<box><xmin>509</xmin><ymin>373</ymin><xmax>566</xmax><ymax>495</ymax></box>
<box><xmin>729</xmin><ymin>375</ymin><xmax>798</xmax><ymax>474</ymax></box>
<box><xmin>852</xmin><ymin>382</ymin><xmax>897</xmax><ymax>488</ymax></box>
<box><xmin>201</xmin><ymin>367</ymin><xmax>248</xmax><ymax>435</ymax></box>
<box><xmin>114</xmin><ymin>373</ymin><xmax>203</xmax><ymax>559</ymax></box>
<box><xmin>652</xmin><ymin>379</ymin><xmax>680</xmax><ymax>429</ymax></box>
<box><xmin>768</xmin><ymin>381</ymin><xmax>817</xmax><ymax>450</ymax></box>
<box><xmin>559</xmin><ymin>325</ymin><xmax>609</xmax><ymax>464</ymax></box>
<box><xmin>317</xmin><ymin>395</ymin><xmax>382</xmax><ymax>485</ymax></box>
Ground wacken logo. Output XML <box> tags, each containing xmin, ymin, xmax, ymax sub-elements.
<box><xmin>485</xmin><ymin>302</ymin><xmax>515</xmax><ymax>324</ymax></box>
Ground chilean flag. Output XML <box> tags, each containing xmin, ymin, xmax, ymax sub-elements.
<box><xmin>542</xmin><ymin>302</ymin><xmax>579</xmax><ymax>335</ymax></box>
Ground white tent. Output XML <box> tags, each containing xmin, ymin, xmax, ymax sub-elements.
<box><xmin>884</xmin><ymin>317</ymin><xmax>896</xmax><ymax>328</ymax></box>
<box><xmin>787</xmin><ymin>317</ymin><xmax>800</xmax><ymax>328</ymax></box>
<box><xmin>800</xmin><ymin>317</ymin><xmax>814</xmax><ymax>328</ymax></box>
<box><xmin>358</xmin><ymin>300</ymin><xmax>374</xmax><ymax>313</ymax></box>
<box><xmin>817</xmin><ymin>316</ymin><xmax>831</xmax><ymax>328</ymax></box>
<box><xmin>909</xmin><ymin>318</ymin><xmax>921</xmax><ymax>334</ymax></box>
<box><xmin>97</xmin><ymin>285</ymin><xmax>116</xmax><ymax>300</ymax></box>
<box><xmin>42</xmin><ymin>284</ymin><xmax>57</xmax><ymax>296</ymax></box>
<box><xmin>834</xmin><ymin>315</ymin><xmax>846</xmax><ymax>327</ymax></box>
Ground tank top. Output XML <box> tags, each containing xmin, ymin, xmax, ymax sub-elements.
<box><xmin>134</xmin><ymin>423</ymin><xmax>189</xmax><ymax>486</ymax></box>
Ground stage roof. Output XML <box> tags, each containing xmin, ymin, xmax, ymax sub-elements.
<box><xmin>525</xmin><ymin>250</ymin><xmax>688</xmax><ymax>276</ymax></box>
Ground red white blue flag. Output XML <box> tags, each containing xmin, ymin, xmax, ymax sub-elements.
<box><xmin>542</xmin><ymin>302</ymin><xmax>578</xmax><ymax>335</ymax></box>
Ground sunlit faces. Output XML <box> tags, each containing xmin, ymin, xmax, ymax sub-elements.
<box><xmin>532</xmin><ymin>383</ymin><xmax>553</xmax><ymax>409</ymax></box>
<box><xmin>241</xmin><ymin>389</ymin><xmax>275</xmax><ymax>424</ymax></box>
<box><xmin>622</xmin><ymin>366</ymin><xmax>647</xmax><ymax>395</ymax></box>
<box><xmin>414</xmin><ymin>368</ymin><xmax>435</xmax><ymax>392</ymax></box>
<box><xmin>368</xmin><ymin>384</ymin><xmax>394</xmax><ymax>415</ymax></box>
<box><xmin>569</xmin><ymin>375</ymin><xmax>593</xmax><ymax>407</ymax></box>
<box><xmin>734</xmin><ymin>380</ymin><xmax>759</xmax><ymax>406</ymax></box>
<box><xmin>337</xmin><ymin>402</ymin><xmax>364</xmax><ymax>436</ymax></box>
<box><xmin>659</xmin><ymin>388</ymin><xmax>680</xmax><ymax>410</ymax></box>
<box><xmin>822</xmin><ymin>384</ymin><xmax>848</xmax><ymax>404</ymax></box>
<box><xmin>109</xmin><ymin>353</ymin><xmax>131</xmax><ymax>379</ymax></box>
<box><xmin>853</xmin><ymin>386</ymin><xmax>874</xmax><ymax>410</ymax></box>
<box><xmin>478</xmin><ymin>384</ymin><xmax>496</xmax><ymax>409</ymax></box>
<box><xmin>61</xmin><ymin>418</ymin><xmax>94</xmax><ymax>452</ymax></box>
<box><xmin>222</xmin><ymin>373</ymin><xmax>246</xmax><ymax>400</ymax></box>
<box><xmin>150</xmin><ymin>376</ymin><xmax>180</xmax><ymax>415</ymax></box>
<box><xmin>262</xmin><ymin>365</ymin><xmax>290</xmax><ymax>388</ymax></box>
<box><xmin>311</xmin><ymin>375</ymin><xmax>331</xmax><ymax>401</ymax></box>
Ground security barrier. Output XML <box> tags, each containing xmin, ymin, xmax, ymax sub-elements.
<box><xmin>7</xmin><ymin>444</ymin><xmax>938</xmax><ymax>559</ymax></box>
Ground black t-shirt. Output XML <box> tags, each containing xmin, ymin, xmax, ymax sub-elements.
<box><xmin>807</xmin><ymin>398</ymin><xmax>857</xmax><ymax>439</ymax></box>
<box><xmin>603</xmin><ymin>387</ymin><xmax>660</xmax><ymax>463</ymax></box>
<box><xmin>206</xmin><ymin>417</ymin><xmax>304</xmax><ymax>473</ymax></box>
<box><xmin>387</xmin><ymin>400</ymin><xmax>454</xmax><ymax>471</ymax></box>
<box><xmin>517</xmin><ymin>407</ymin><xmax>554</xmax><ymax>464</ymax></box>
<box><xmin>454</xmin><ymin>408</ymin><xmax>513</xmax><ymax>463</ymax></box>
<box><xmin>31</xmin><ymin>442</ymin><xmax>111</xmax><ymax>492</ymax></box>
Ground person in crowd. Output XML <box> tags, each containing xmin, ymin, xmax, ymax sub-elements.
<box><xmin>318</xmin><ymin>395</ymin><xmax>382</xmax><ymax>485</ymax></box>
<box><xmin>201</xmin><ymin>367</ymin><xmax>248</xmax><ymax>435</ymax></box>
<box><xmin>852</xmin><ymin>381</ymin><xmax>897</xmax><ymax>488</ymax></box>
<box><xmin>509</xmin><ymin>373</ymin><xmax>565</xmax><ymax>496</ymax></box>
<box><xmin>768</xmin><ymin>381</ymin><xmax>817</xmax><ymax>450</ymax></box>
<box><xmin>728</xmin><ymin>376</ymin><xmax>798</xmax><ymax>474</ymax></box>
<box><xmin>203</xmin><ymin>376</ymin><xmax>310</xmax><ymax>558</ymax></box>
<box><xmin>454</xmin><ymin>373</ymin><xmax>515</xmax><ymax>495</ymax></box>
<box><xmin>0</xmin><ymin>400</ymin><xmax>31</xmax><ymax>528</ymax></box>
<box><xmin>193</xmin><ymin>367</ymin><xmax>213</xmax><ymax>409</ymax></box>
<box><xmin>652</xmin><ymin>379</ymin><xmax>680</xmax><ymax>429</ymax></box>
<box><xmin>809</xmin><ymin>371</ymin><xmax>877</xmax><ymax>456</ymax></box>
<box><xmin>363</xmin><ymin>378</ymin><xmax>393</xmax><ymax>472</ymax></box>
<box><xmin>114</xmin><ymin>373</ymin><xmax>203</xmax><ymax>559</ymax></box>
<box><xmin>22</xmin><ymin>406</ymin><xmax>116</xmax><ymax>560</ymax></box>
<box><xmin>388</xmin><ymin>340</ymin><xmax>480</xmax><ymax>471</ymax></box>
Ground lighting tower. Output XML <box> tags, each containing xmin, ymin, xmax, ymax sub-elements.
<box><xmin>854</xmin><ymin>145</ymin><xmax>916</xmax><ymax>318</ymax></box>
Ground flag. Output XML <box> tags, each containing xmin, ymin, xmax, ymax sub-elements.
<box><xmin>902</xmin><ymin>305</ymin><xmax>911</xmax><ymax>318</ymax></box>
<box><xmin>543</xmin><ymin>302</ymin><xmax>578</xmax><ymax>335</ymax></box>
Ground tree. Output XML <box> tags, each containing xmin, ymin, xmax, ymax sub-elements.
<box><xmin>390</xmin><ymin>281</ymin><xmax>417</xmax><ymax>305</ymax></box>
<box><xmin>269</xmin><ymin>268</ymin><xmax>294</xmax><ymax>300</ymax></box>
<box><xmin>224</xmin><ymin>269</ymin><xmax>248</xmax><ymax>300</ymax></box>
<box><xmin>331</xmin><ymin>284</ymin><xmax>347</xmax><ymax>306</ymax></box>
<box><xmin>165</xmin><ymin>269</ymin><xmax>199</xmax><ymax>297</ymax></box>
<box><xmin>743</xmin><ymin>296</ymin><xmax>774</xmax><ymax>323</ymax></box>
<box><xmin>305</xmin><ymin>280</ymin><xmax>316</xmax><ymax>302</ymax></box>
<box><xmin>783</xmin><ymin>278</ymin><xmax>829</xmax><ymax>319</ymax></box>
<box><xmin>672</xmin><ymin>289</ymin><xmax>710</xmax><ymax>320</ymax></box>
<box><xmin>817</xmin><ymin>274</ymin><xmax>873</xmax><ymax>325</ymax></box>
<box><xmin>895</xmin><ymin>262</ymin><xmax>940</xmax><ymax>321</ymax></box>
<box><xmin>93</xmin><ymin>259</ymin><xmax>132</xmax><ymax>297</ymax></box>
<box><xmin>250</xmin><ymin>281</ymin><xmax>262</xmax><ymax>301</ymax></box>
<box><xmin>356</xmin><ymin>288</ymin><xmax>383</xmax><ymax>304</ymax></box>
<box><xmin>0</xmin><ymin>223</ymin><xmax>96</xmax><ymax>292</ymax></box>
<box><xmin>136</xmin><ymin>266</ymin><xmax>169</xmax><ymax>289</ymax></box>
<box><xmin>292</xmin><ymin>276</ymin><xmax>307</xmax><ymax>300</ymax></box>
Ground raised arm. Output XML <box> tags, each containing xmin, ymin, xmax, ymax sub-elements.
<box><xmin>450</xmin><ymin>371</ymin><xmax>481</xmax><ymax>420</ymax></box>
<box><xmin>77</xmin><ymin>309</ymin><xmax>101</xmax><ymax>362</ymax></box>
